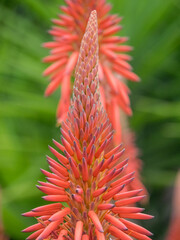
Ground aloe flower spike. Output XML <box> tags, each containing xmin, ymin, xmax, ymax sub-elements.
<box><xmin>23</xmin><ymin>11</ymin><xmax>153</xmax><ymax>240</ymax></box>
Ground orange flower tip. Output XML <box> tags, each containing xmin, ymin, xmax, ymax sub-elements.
<box><xmin>36</xmin><ymin>184</ymin><xmax>40</xmax><ymax>189</ymax></box>
<box><xmin>21</xmin><ymin>212</ymin><xmax>32</xmax><ymax>217</ymax></box>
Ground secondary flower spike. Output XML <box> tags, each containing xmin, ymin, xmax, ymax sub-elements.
<box><xmin>43</xmin><ymin>0</ymin><xmax>139</xmax><ymax>143</ymax></box>
<box><xmin>23</xmin><ymin>11</ymin><xmax>153</xmax><ymax>239</ymax></box>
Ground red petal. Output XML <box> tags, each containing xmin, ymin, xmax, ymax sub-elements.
<box><xmin>42</xmin><ymin>195</ymin><xmax>69</xmax><ymax>202</ymax></box>
<box><xmin>22</xmin><ymin>222</ymin><xmax>44</xmax><ymax>232</ymax></box>
<box><xmin>37</xmin><ymin>220</ymin><xmax>62</xmax><ymax>240</ymax></box>
<box><xmin>112</xmin><ymin>207</ymin><xmax>144</xmax><ymax>214</ymax></box>
<box><xmin>108</xmin><ymin>226</ymin><xmax>133</xmax><ymax>240</ymax></box>
<box><xmin>58</xmin><ymin>229</ymin><xmax>68</xmax><ymax>240</ymax></box>
<box><xmin>93</xmin><ymin>187</ymin><xmax>107</xmax><ymax>198</ymax></box>
<box><xmin>37</xmin><ymin>185</ymin><xmax>65</xmax><ymax>195</ymax></box>
<box><xmin>95</xmin><ymin>228</ymin><xmax>105</xmax><ymax>240</ymax></box>
<box><xmin>119</xmin><ymin>213</ymin><xmax>154</xmax><ymax>220</ymax></box>
<box><xmin>26</xmin><ymin>229</ymin><xmax>43</xmax><ymax>240</ymax></box>
<box><xmin>114</xmin><ymin>189</ymin><xmax>143</xmax><ymax>200</ymax></box>
<box><xmin>52</xmin><ymin>139</ymin><xmax>65</xmax><ymax>152</ymax></box>
<box><xmin>105</xmin><ymin>214</ymin><xmax>127</xmax><ymax>231</ymax></box>
<box><xmin>121</xmin><ymin>219</ymin><xmax>153</xmax><ymax>236</ymax></box>
<box><xmin>113</xmin><ymin>65</ymin><xmax>140</xmax><ymax>82</ymax></box>
<box><xmin>43</xmin><ymin>58</ymin><xmax>67</xmax><ymax>76</ymax></box>
<box><xmin>49</xmin><ymin>208</ymin><xmax>70</xmax><ymax>222</ymax></box>
<box><xmin>82</xmin><ymin>234</ymin><xmax>89</xmax><ymax>240</ymax></box>
<box><xmin>115</xmin><ymin>195</ymin><xmax>146</xmax><ymax>207</ymax></box>
<box><xmin>88</xmin><ymin>211</ymin><xmax>104</xmax><ymax>233</ymax></box>
<box><xmin>104</xmin><ymin>143</ymin><xmax>123</xmax><ymax>158</ymax></box>
<box><xmin>103</xmin><ymin>65</ymin><xmax>118</xmax><ymax>93</ymax></box>
<box><xmin>32</xmin><ymin>203</ymin><xmax>62</xmax><ymax>212</ymax></box>
<box><xmin>98</xmin><ymin>204</ymin><xmax>115</xmax><ymax>210</ymax></box>
<box><xmin>48</xmin><ymin>146</ymin><xmax>69</xmax><ymax>165</ymax></box>
<box><xmin>64</xmin><ymin>51</ymin><xmax>79</xmax><ymax>75</ymax></box>
<box><xmin>75</xmin><ymin>221</ymin><xmax>83</xmax><ymax>240</ymax></box>
<box><xmin>47</xmin><ymin>177</ymin><xmax>69</xmax><ymax>188</ymax></box>
<box><xmin>127</xmin><ymin>229</ymin><xmax>152</xmax><ymax>240</ymax></box>
<box><xmin>45</xmin><ymin>71</ymin><xmax>64</xmax><ymax>96</ymax></box>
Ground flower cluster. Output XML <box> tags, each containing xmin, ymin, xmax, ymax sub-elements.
<box><xmin>23</xmin><ymin>11</ymin><xmax>153</xmax><ymax>240</ymax></box>
<box><xmin>43</xmin><ymin>0</ymin><xmax>139</xmax><ymax>144</ymax></box>
<box><xmin>43</xmin><ymin>0</ymin><xmax>148</xmax><ymax>198</ymax></box>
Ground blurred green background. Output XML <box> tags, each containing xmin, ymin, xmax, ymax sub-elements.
<box><xmin>0</xmin><ymin>0</ymin><xmax>179</xmax><ymax>239</ymax></box>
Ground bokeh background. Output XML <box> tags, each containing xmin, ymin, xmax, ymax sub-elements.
<box><xmin>0</xmin><ymin>0</ymin><xmax>179</xmax><ymax>239</ymax></box>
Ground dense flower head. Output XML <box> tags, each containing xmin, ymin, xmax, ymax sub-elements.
<box><xmin>43</xmin><ymin>0</ymin><xmax>139</xmax><ymax>143</ymax></box>
<box><xmin>23</xmin><ymin>11</ymin><xmax>153</xmax><ymax>239</ymax></box>
<box><xmin>43</xmin><ymin>0</ymin><xmax>148</xmax><ymax>202</ymax></box>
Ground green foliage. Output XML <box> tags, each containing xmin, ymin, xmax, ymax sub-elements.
<box><xmin>0</xmin><ymin>0</ymin><xmax>179</xmax><ymax>239</ymax></box>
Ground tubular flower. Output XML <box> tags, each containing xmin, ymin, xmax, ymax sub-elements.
<box><xmin>43</xmin><ymin>0</ymin><xmax>139</xmax><ymax>143</ymax></box>
<box><xmin>23</xmin><ymin>11</ymin><xmax>152</xmax><ymax>239</ymax></box>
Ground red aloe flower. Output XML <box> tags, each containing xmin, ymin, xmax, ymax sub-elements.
<box><xmin>43</xmin><ymin>0</ymin><xmax>139</xmax><ymax>143</ymax></box>
<box><xmin>43</xmin><ymin>0</ymin><xmax>147</xmax><ymax>198</ymax></box>
<box><xmin>23</xmin><ymin>11</ymin><xmax>152</xmax><ymax>239</ymax></box>
<box><xmin>23</xmin><ymin>11</ymin><xmax>152</xmax><ymax>240</ymax></box>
